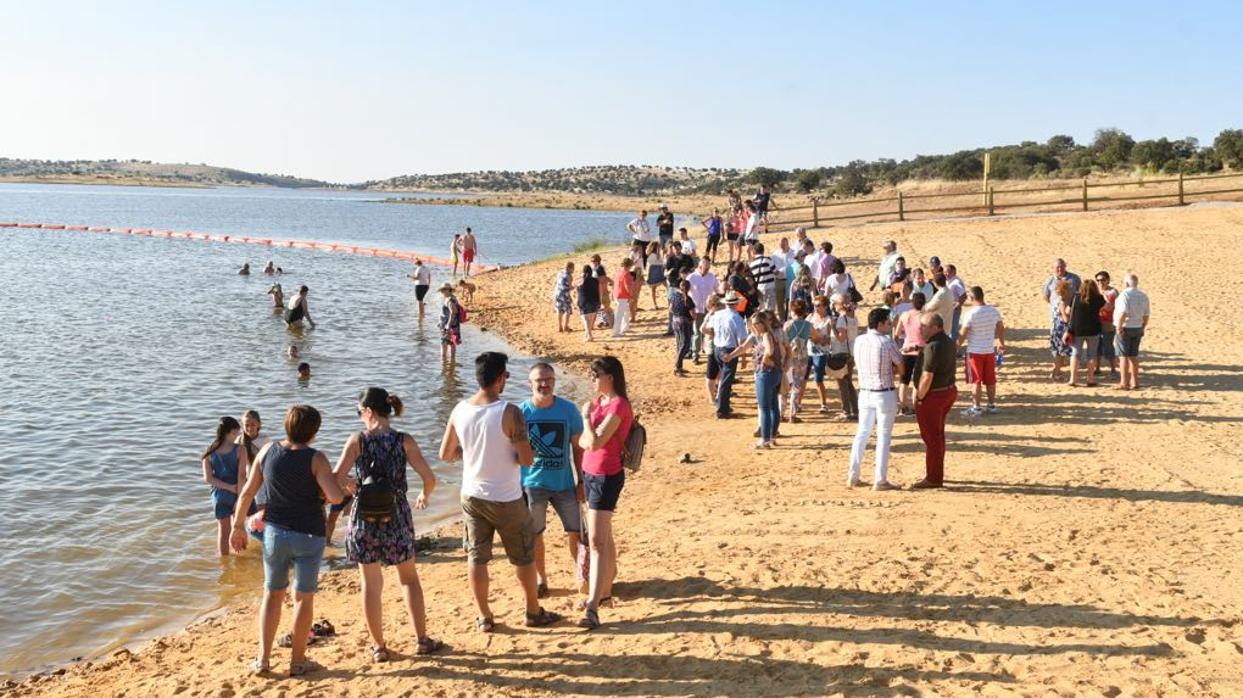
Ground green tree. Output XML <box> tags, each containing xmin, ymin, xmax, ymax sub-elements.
<box><xmin>747</xmin><ymin>166</ymin><xmax>788</xmax><ymax>189</ymax></box>
<box><xmin>795</xmin><ymin>169</ymin><xmax>822</xmax><ymax>193</ymax></box>
<box><xmin>1092</xmin><ymin>128</ymin><xmax>1135</xmax><ymax>169</ymax></box>
<box><xmin>937</xmin><ymin>150</ymin><xmax>984</xmax><ymax>180</ymax></box>
<box><xmin>1214</xmin><ymin>129</ymin><xmax>1243</xmax><ymax>168</ymax></box>
<box><xmin>833</xmin><ymin>167</ymin><xmax>871</xmax><ymax>197</ymax></box>
<box><xmin>1046</xmin><ymin>134</ymin><xmax>1077</xmax><ymax>154</ymax></box>
<box><xmin>1131</xmin><ymin>138</ymin><xmax>1176</xmax><ymax>171</ymax></box>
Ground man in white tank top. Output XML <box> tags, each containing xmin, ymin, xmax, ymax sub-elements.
<box><xmin>439</xmin><ymin>352</ymin><xmax>563</xmax><ymax>631</ymax></box>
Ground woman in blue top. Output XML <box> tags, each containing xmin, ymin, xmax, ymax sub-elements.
<box><xmin>333</xmin><ymin>388</ymin><xmax>443</xmax><ymax>662</ymax></box>
<box><xmin>201</xmin><ymin>416</ymin><xmax>253</xmax><ymax>556</ymax></box>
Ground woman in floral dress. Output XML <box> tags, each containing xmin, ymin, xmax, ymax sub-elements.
<box><xmin>553</xmin><ymin>261</ymin><xmax>574</xmax><ymax>332</ymax></box>
<box><xmin>334</xmin><ymin>387</ymin><xmax>443</xmax><ymax>662</ymax></box>
<box><xmin>1048</xmin><ymin>279</ymin><xmax>1074</xmax><ymax>381</ymax></box>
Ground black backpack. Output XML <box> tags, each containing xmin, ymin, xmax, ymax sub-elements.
<box><xmin>355</xmin><ymin>432</ymin><xmax>398</xmax><ymax>524</ymax></box>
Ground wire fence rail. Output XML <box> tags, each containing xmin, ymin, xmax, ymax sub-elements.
<box><xmin>766</xmin><ymin>171</ymin><xmax>1243</xmax><ymax>231</ymax></box>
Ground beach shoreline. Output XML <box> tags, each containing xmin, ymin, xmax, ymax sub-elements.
<box><xmin>12</xmin><ymin>204</ymin><xmax>1243</xmax><ymax>696</ymax></box>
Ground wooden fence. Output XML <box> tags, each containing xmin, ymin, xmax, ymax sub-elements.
<box><xmin>767</xmin><ymin>171</ymin><xmax>1243</xmax><ymax>231</ymax></box>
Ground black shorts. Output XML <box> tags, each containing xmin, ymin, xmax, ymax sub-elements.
<box><xmin>706</xmin><ymin>349</ymin><xmax>721</xmax><ymax>380</ymax></box>
<box><xmin>584</xmin><ymin>471</ymin><xmax>625</xmax><ymax>512</ymax></box>
<box><xmin>901</xmin><ymin>354</ymin><xmax>918</xmax><ymax>386</ymax></box>
<box><xmin>415</xmin><ymin>284</ymin><xmax>430</xmax><ymax>301</ymax></box>
<box><xmin>726</xmin><ymin>233</ymin><xmax>740</xmax><ymax>242</ymax></box>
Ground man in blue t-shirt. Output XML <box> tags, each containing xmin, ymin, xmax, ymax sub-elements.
<box><xmin>520</xmin><ymin>362</ymin><xmax>585</xmax><ymax>597</ymax></box>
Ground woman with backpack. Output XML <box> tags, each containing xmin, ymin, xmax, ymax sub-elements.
<box><xmin>723</xmin><ymin>312</ymin><xmax>785</xmax><ymax>448</ymax></box>
<box><xmin>202</xmin><ymin>416</ymin><xmax>254</xmax><ymax>556</ymax></box>
<box><xmin>439</xmin><ymin>283</ymin><xmax>464</xmax><ymax>364</ymax></box>
<box><xmin>784</xmin><ymin>299</ymin><xmax>814</xmax><ymax>423</ymax></box>
<box><xmin>333</xmin><ymin>387</ymin><xmax>442</xmax><ymax>661</ymax></box>
<box><xmin>577</xmin><ymin>356</ymin><xmax>634</xmax><ymax>630</ymax></box>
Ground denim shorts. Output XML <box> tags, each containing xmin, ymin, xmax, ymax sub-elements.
<box><xmin>262</xmin><ymin>522</ymin><xmax>326</xmax><ymax>594</ymax></box>
<box><xmin>584</xmin><ymin>471</ymin><xmax>625</xmax><ymax>512</ymax></box>
<box><xmin>525</xmin><ymin>486</ymin><xmax>582</xmax><ymax>535</ymax></box>
<box><xmin>1072</xmin><ymin>334</ymin><xmax>1099</xmax><ymax>363</ymax></box>
<box><xmin>211</xmin><ymin>489</ymin><xmax>257</xmax><ymax>521</ymax></box>
<box><xmin>1115</xmin><ymin>327</ymin><xmax>1144</xmax><ymax>358</ymax></box>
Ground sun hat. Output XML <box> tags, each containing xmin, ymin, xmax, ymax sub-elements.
<box><xmin>723</xmin><ymin>291</ymin><xmax>743</xmax><ymax>305</ymax></box>
<box><xmin>438</xmin><ymin>282</ymin><xmax>454</xmax><ymax>293</ymax></box>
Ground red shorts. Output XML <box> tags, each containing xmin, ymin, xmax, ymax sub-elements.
<box><xmin>967</xmin><ymin>352</ymin><xmax>996</xmax><ymax>386</ymax></box>
<box><xmin>463</xmin><ymin>249</ymin><xmax>476</xmax><ymax>263</ymax></box>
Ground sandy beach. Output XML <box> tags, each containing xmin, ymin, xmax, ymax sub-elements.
<box><xmin>12</xmin><ymin>203</ymin><xmax>1243</xmax><ymax>697</ymax></box>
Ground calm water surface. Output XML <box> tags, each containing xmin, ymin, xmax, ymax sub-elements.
<box><xmin>0</xmin><ymin>184</ymin><xmax>614</xmax><ymax>677</ymax></box>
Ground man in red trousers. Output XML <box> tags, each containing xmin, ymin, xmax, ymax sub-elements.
<box><xmin>912</xmin><ymin>313</ymin><xmax>957</xmax><ymax>489</ymax></box>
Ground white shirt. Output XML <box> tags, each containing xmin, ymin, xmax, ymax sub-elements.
<box><xmin>709</xmin><ymin>308</ymin><xmax>748</xmax><ymax>348</ymax></box>
<box><xmin>852</xmin><ymin>330</ymin><xmax>903</xmax><ymax>390</ymax></box>
<box><xmin>877</xmin><ymin>251</ymin><xmax>900</xmax><ymax>287</ymax></box>
<box><xmin>824</xmin><ymin>272</ymin><xmax>852</xmax><ymax>299</ymax></box>
<box><xmin>687</xmin><ymin>271</ymin><xmax>717</xmax><ymax>313</ymax></box>
<box><xmin>947</xmin><ymin>275</ymin><xmax>967</xmax><ymax>301</ymax></box>
<box><xmin>925</xmin><ymin>288</ymin><xmax>955</xmax><ymax>332</ymax></box>
<box><xmin>680</xmin><ymin>238</ymin><xmax>698</xmax><ymax>256</ymax></box>
<box><xmin>807</xmin><ymin>251</ymin><xmax>824</xmax><ymax>280</ymax></box>
<box><xmin>962</xmin><ymin>304</ymin><xmax>1002</xmax><ymax>354</ymax></box>
<box><xmin>769</xmin><ymin>250</ymin><xmax>790</xmax><ymax>280</ymax></box>
<box><xmin>744</xmin><ymin>212</ymin><xmax>761</xmax><ymax>240</ymax></box>
<box><xmin>829</xmin><ymin>315</ymin><xmax>859</xmax><ymax>355</ymax></box>
<box><xmin>628</xmin><ymin>217</ymin><xmax>651</xmax><ymax>242</ymax></box>
<box><xmin>413</xmin><ymin>265</ymin><xmax>431</xmax><ymax>285</ymax></box>
<box><xmin>1114</xmin><ymin>287</ymin><xmax>1150</xmax><ymax>329</ymax></box>
<box><xmin>451</xmin><ymin>399</ymin><xmax>523</xmax><ymax>503</ymax></box>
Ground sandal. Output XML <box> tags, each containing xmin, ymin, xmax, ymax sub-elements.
<box><xmin>278</xmin><ymin>632</ymin><xmax>317</xmax><ymax>648</ymax></box>
<box><xmin>415</xmin><ymin>637</ymin><xmax>445</xmax><ymax>655</ymax></box>
<box><xmin>577</xmin><ymin>608</ymin><xmax>600</xmax><ymax>630</ymax></box>
<box><xmin>476</xmin><ymin>616</ymin><xmax>495</xmax><ymax>633</ymax></box>
<box><xmin>576</xmin><ymin>596</ymin><xmax>612</xmax><ymax>610</ymax></box>
<box><xmin>536</xmin><ymin>581</ymin><xmax>549</xmax><ymax>599</ymax></box>
<box><xmin>371</xmin><ymin>646</ymin><xmax>390</xmax><ymax>663</ymax></box>
<box><xmin>311</xmin><ymin>620</ymin><xmax>336</xmax><ymax>637</ymax></box>
<box><xmin>248</xmin><ymin>658</ymin><xmax>270</xmax><ymax>676</ymax></box>
<box><xmin>288</xmin><ymin>659</ymin><xmax>322</xmax><ymax>677</ymax></box>
<box><xmin>524</xmin><ymin>608</ymin><xmax>563</xmax><ymax>627</ymax></box>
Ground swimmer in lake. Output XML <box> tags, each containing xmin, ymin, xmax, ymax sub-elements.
<box><xmin>284</xmin><ymin>285</ymin><xmax>317</xmax><ymax>329</ymax></box>
<box><xmin>298</xmin><ymin>362</ymin><xmax>311</xmax><ymax>381</ymax></box>
<box><xmin>268</xmin><ymin>283</ymin><xmax>284</xmax><ymax>311</ymax></box>
<box><xmin>287</xmin><ymin>345</ymin><xmax>300</xmax><ymax>359</ymax></box>
<box><xmin>263</xmin><ymin>261</ymin><xmax>276</xmax><ymax>275</ymax></box>
<box><xmin>239</xmin><ymin>263</ymin><xmax>251</xmax><ymax>276</ymax></box>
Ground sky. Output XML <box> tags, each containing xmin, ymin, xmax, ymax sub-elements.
<box><xmin>1</xmin><ymin>1</ymin><xmax>1240</xmax><ymax>183</ymax></box>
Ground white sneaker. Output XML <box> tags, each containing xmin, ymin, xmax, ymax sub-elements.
<box><xmin>963</xmin><ymin>406</ymin><xmax>983</xmax><ymax>417</ymax></box>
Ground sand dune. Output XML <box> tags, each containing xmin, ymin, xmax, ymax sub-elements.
<box><xmin>14</xmin><ymin>204</ymin><xmax>1243</xmax><ymax>697</ymax></box>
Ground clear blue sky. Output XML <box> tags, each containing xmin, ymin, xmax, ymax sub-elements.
<box><xmin>2</xmin><ymin>1</ymin><xmax>1239</xmax><ymax>182</ymax></box>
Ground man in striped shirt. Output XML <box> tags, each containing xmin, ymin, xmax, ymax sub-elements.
<box><xmin>749</xmin><ymin>242</ymin><xmax>777</xmax><ymax>312</ymax></box>
<box><xmin>847</xmin><ymin>307</ymin><xmax>905</xmax><ymax>490</ymax></box>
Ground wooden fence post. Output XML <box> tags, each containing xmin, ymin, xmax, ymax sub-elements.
<box><xmin>897</xmin><ymin>192</ymin><xmax>905</xmax><ymax>221</ymax></box>
<box><xmin>1178</xmin><ymin>172</ymin><xmax>1185</xmax><ymax>205</ymax></box>
<box><xmin>813</xmin><ymin>197</ymin><xmax>820</xmax><ymax>228</ymax></box>
<box><xmin>987</xmin><ymin>185</ymin><xmax>995</xmax><ymax>216</ymax></box>
<box><xmin>1082</xmin><ymin>178</ymin><xmax>1089</xmax><ymax>212</ymax></box>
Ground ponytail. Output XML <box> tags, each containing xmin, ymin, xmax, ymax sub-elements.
<box><xmin>202</xmin><ymin>416</ymin><xmax>241</xmax><ymax>459</ymax></box>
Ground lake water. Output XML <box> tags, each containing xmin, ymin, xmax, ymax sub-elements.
<box><xmin>0</xmin><ymin>183</ymin><xmax>627</xmax><ymax>677</ymax></box>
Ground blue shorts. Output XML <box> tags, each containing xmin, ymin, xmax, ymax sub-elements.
<box><xmin>810</xmin><ymin>354</ymin><xmax>828</xmax><ymax>383</ymax></box>
<box><xmin>584</xmin><ymin>471</ymin><xmax>625</xmax><ymax>512</ymax></box>
<box><xmin>262</xmin><ymin>522</ymin><xmax>326</xmax><ymax>594</ymax></box>
<box><xmin>525</xmin><ymin>487</ymin><xmax>582</xmax><ymax>535</ymax></box>
<box><xmin>329</xmin><ymin>495</ymin><xmax>353</xmax><ymax>514</ymax></box>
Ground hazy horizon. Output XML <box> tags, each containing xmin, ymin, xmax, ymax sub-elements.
<box><xmin>3</xmin><ymin>1</ymin><xmax>1239</xmax><ymax>182</ymax></box>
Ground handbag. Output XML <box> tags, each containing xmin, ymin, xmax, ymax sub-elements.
<box><xmin>355</xmin><ymin>432</ymin><xmax>398</xmax><ymax>524</ymax></box>
<box><xmin>847</xmin><ymin>274</ymin><xmax>864</xmax><ymax>304</ymax></box>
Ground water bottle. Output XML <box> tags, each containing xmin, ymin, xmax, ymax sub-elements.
<box><xmin>995</xmin><ymin>349</ymin><xmax>1004</xmax><ymax>368</ymax></box>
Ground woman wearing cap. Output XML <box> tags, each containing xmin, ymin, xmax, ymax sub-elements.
<box><xmin>438</xmin><ymin>283</ymin><xmax>464</xmax><ymax>364</ymax></box>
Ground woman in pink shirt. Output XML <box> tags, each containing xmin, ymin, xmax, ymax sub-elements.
<box><xmin>613</xmin><ymin>258</ymin><xmax>637</xmax><ymax>337</ymax></box>
<box><xmin>894</xmin><ymin>291</ymin><xmax>928</xmax><ymax>414</ymax></box>
<box><xmin>576</xmin><ymin>356</ymin><xmax>633</xmax><ymax>630</ymax></box>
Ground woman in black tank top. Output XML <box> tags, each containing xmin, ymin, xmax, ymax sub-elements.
<box><xmin>229</xmin><ymin>405</ymin><xmax>346</xmax><ymax>677</ymax></box>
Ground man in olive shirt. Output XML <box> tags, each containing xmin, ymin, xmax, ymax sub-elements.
<box><xmin>912</xmin><ymin>313</ymin><xmax>957</xmax><ymax>489</ymax></box>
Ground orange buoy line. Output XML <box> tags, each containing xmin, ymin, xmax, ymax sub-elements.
<box><xmin>0</xmin><ymin>221</ymin><xmax>498</xmax><ymax>272</ymax></box>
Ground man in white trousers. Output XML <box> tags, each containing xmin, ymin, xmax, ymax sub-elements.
<box><xmin>848</xmin><ymin>307</ymin><xmax>905</xmax><ymax>490</ymax></box>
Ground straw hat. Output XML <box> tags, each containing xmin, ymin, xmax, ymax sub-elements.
<box><xmin>723</xmin><ymin>291</ymin><xmax>743</xmax><ymax>305</ymax></box>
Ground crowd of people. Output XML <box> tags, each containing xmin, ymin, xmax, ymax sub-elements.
<box><xmin>549</xmin><ymin>191</ymin><xmax>1154</xmax><ymax>493</ymax></box>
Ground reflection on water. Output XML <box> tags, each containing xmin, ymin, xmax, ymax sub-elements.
<box><xmin>0</xmin><ymin>219</ymin><xmax>588</xmax><ymax>677</ymax></box>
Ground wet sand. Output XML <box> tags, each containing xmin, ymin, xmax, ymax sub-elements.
<box><xmin>13</xmin><ymin>204</ymin><xmax>1243</xmax><ymax>696</ymax></box>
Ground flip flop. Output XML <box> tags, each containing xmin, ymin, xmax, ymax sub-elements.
<box><xmin>476</xmin><ymin>616</ymin><xmax>495</xmax><ymax>633</ymax></box>
<box><xmin>371</xmin><ymin>646</ymin><xmax>390</xmax><ymax>663</ymax></box>
<box><xmin>248</xmin><ymin>658</ymin><xmax>270</xmax><ymax>676</ymax></box>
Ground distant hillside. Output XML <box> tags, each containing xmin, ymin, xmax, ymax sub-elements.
<box><xmin>359</xmin><ymin>165</ymin><xmax>751</xmax><ymax>196</ymax></box>
<box><xmin>0</xmin><ymin>158</ymin><xmax>333</xmax><ymax>189</ymax></box>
